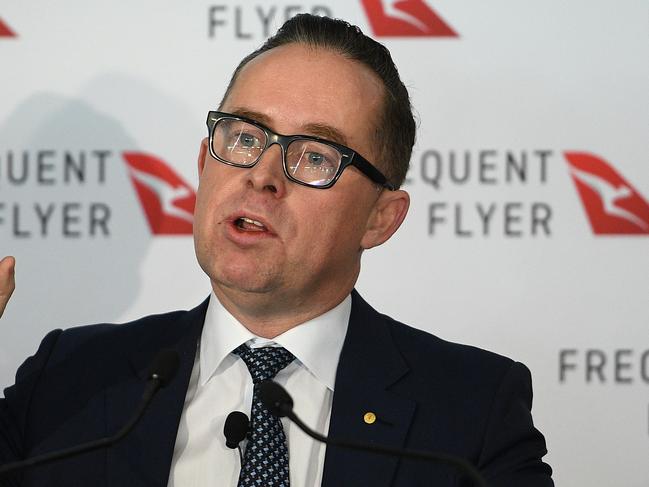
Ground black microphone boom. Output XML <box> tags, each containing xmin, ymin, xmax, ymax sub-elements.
<box><xmin>0</xmin><ymin>349</ymin><xmax>180</xmax><ymax>477</ymax></box>
<box><xmin>148</xmin><ymin>349</ymin><xmax>180</xmax><ymax>387</ymax></box>
<box><xmin>258</xmin><ymin>380</ymin><xmax>488</xmax><ymax>487</ymax></box>
<box><xmin>257</xmin><ymin>381</ymin><xmax>293</xmax><ymax>418</ymax></box>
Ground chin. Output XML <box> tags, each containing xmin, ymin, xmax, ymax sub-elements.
<box><xmin>212</xmin><ymin>263</ymin><xmax>281</xmax><ymax>295</ymax></box>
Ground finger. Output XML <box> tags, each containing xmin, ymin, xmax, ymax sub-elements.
<box><xmin>0</xmin><ymin>256</ymin><xmax>16</xmax><ymax>318</ymax></box>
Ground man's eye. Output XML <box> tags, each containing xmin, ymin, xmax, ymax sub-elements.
<box><xmin>306</xmin><ymin>152</ymin><xmax>337</xmax><ymax>170</ymax></box>
<box><xmin>307</xmin><ymin>152</ymin><xmax>326</xmax><ymax>166</ymax></box>
<box><xmin>238</xmin><ymin>133</ymin><xmax>259</xmax><ymax>148</ymax></box>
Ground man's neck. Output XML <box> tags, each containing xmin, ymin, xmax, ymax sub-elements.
<box><xmin>211</xmin><ymin>281</ymin><xmax>354</xmax><ymax>338</ymax></box>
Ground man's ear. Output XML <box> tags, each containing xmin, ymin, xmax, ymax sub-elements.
<box><xmin>197</xmin><ymin>137</ymin><xmax>209</xmax><ymax>175</ymax></box>
<box><xmin>361</xmin><ymin>189</ymin><xmax>410</xmax><ymax>250</ymax></box>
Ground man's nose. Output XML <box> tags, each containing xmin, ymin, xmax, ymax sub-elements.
<box><xmin>246</xmin><ymin>143</ymin><xmax>287</xmax><ymax>196</ymax></box>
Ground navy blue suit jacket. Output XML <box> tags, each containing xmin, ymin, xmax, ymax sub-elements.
<box><xmin>0</xmin><ymin>291</ymin><xmax>553</xmax><ymax>486</ymax></box>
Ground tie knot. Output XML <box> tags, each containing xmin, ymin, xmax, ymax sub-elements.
<box><xmin>233</xmin><ymin>344</ymin><xmax>295</xmax><ymax>383</ymax></box>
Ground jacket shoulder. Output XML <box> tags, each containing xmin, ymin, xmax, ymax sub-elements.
<box><xmin>384</xmin><ymin>314</ymin><xmax>515</xmax><ymax>374</ymax></box>
<box><xmin>51</xmin><ymin>306</ymin><xmax>201</xmax><ymax>356</ymax></box>
<box><xmin>13</xmin><ymin>299</ymin><xmax>208</xmax><ymax>392</ymax></box>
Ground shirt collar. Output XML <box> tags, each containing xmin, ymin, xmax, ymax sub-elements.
<box><xmin>199</xmin><ymin>291</ymin><xmax>351</xmax><ymax>391</ymax></box>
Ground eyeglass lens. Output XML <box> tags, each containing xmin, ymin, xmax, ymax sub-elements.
<box><xmin>212</xmin><ymin>118</ymin><xmax>343</xmax><ymax>187</ymax></box>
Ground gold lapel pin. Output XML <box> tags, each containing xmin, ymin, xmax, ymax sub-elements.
<box><xmin>363</xmin><ymin>412</ymin><xmax>377</xmax><ymax>425</ymax></box>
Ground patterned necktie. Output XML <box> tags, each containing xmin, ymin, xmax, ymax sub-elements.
<box><xmin>233</xmin><ymin>344</ymin><xmax>296</xmax><ymax>487</ymax></box>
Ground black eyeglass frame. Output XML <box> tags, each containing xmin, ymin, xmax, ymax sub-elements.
<box><xmin>206</xmin><ymin>111</ymin><xmax>395</xmax><ymax>190</ymax></box>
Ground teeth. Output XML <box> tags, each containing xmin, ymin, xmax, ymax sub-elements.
<box><xmin>240</xmin><ymin>217</ymin><xmax>264</xmax><ymax>228</ymax></box>
<box><xmin>235</xmin><ymin>217</ymin><xmax>267</xmax><ymax>231</ymax></box>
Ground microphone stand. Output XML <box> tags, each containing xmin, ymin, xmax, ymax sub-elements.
<box><xmin>0</xmin><ymin>351</ymin><xmax>178</xmax><ymax>477</ymax></box>
<box><xmin>259</xmin><ymin>380</ymin><xmax>488</xmax><ymax>487</ymax></box>
<box><xmin>287</xmin><ymin>411</ymin><xmax>487</xmax><ymax>487</ymax></box>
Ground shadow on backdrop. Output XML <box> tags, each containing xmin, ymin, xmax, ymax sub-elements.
<box><xmin>0</xmin><ymin>92</ymin><xmax>151</xmax><ymax>386</ymax></box>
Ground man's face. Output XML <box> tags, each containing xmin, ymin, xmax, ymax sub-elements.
<box><xmin>194</xmin><ymin>43</ymin><xmax>397</xmax><ymax>316</ymax></box>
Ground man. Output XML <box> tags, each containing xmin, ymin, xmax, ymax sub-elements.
<box><xmin>0</xmin><ymin>14</ymin><xmax>553</xmax><ymax>487</ymax></box>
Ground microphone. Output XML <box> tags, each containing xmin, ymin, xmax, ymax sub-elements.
<box><xmin>224</xmin><ymin>411</ymin><xmax>249</xmax><ymax>449</ymax></box>
<box><xmin>148</xmin><ymin>349</ymin><xmax>180</xmax><ymax>388</ymax></box>
<box><xmin>223</xmin><ymin>411</ymin><xmax>249</xmax><ymax>464</ymax></box>
<box><xmin>0</xmin><ymin>349</ymin><xmax>180</xmax><ymax>477</ymax></box>
<box><xmin>258</xmin><ymin>380</ymin><xmax>488</xmax><ymax>487</ymax></box>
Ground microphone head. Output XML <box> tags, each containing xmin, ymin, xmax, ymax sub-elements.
<box><xmin>148</xmin><ymin>349</ymin><xmax>180</xmax><ymax>388</ymax></box>
<box><xmin>258</xmin><ymin>380</ymin><xmax>293</xmax><ymax>418</ymax></box>
<box><xmin>223</xmin><ymin>411</ymin><xmax>249</xmax><ymax>449</ymax></box>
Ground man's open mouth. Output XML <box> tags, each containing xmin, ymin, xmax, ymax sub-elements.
<box><xmin>234</xmin><ymin>216</ymin><xmax>268</xmax><ymax>232</ymax></box>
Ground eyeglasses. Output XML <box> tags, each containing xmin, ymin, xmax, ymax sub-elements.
<box><xmin>206</xmin><ymin>111</ymin><xmax>394</xmax><ymax>190</ymax></box>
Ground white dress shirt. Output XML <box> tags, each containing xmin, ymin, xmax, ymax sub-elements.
<box><xmin>167</xmin><ymin>292</ymin><xmax>351</xmax><ymax>487</ymax></box>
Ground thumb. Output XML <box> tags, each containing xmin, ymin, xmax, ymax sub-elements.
<box><xmin>0</xmin><ymin>256</ymin><xmax>16</xmax><ymax>318</ymax></box>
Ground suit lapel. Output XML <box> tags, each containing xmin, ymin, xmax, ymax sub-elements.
<box><xmin>322</xmin><ymin>291</ymin><xmax>416</xmax><ymax>487</ymax></box>
<box><xmin>104</xmin><ymin>298</ymin><xmax>208</xmax><ymax>486</ymax></box>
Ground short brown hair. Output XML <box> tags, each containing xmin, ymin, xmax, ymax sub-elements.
<box><xmin>220</xmin><ymin>14</ymin><xmax>416</xmax><ymax>189</ymax></box>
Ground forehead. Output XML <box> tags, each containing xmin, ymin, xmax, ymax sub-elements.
<box><xmin>222</xmin><ymin>43</ymin><xmax>384</xmax><ymax>157</ymax></box>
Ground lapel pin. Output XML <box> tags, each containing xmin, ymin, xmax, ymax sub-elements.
<box><xmin>363</xmin><ymin>412</ymin><xmax>376</xmax><ymax>424</ymax></box>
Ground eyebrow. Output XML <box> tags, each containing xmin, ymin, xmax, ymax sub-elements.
<box><xmin>229</xmin><ymin>108</ymin><xmax>349</xmax><ymax>146</ymax></box>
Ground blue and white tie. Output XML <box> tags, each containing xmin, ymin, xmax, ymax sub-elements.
<box><xmin>233</xmin><ymin>344</ymin><xmax>295</xmax><ymax>487</ymax></box>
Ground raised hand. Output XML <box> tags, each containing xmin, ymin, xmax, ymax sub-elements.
<box><xmin>0</xmin><ymin>256</ymin><xmax>16</xmax><ymax>318</ymax></box>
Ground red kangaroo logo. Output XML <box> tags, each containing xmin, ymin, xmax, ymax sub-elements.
<box><xmin>565</xmin><ymin>152</ymin><xmax>649</xmax><ymax>235</ymax></box>
<box><xmin>0</xmin><ymin>18</ymin><xmax>16</xmax><ymax>38</ymax></box>
<box><xmin>361</xmin><ymin>0</ymin><xmax>457</xmax><ymax>37</ymax></box>
<box><xmin>123</xmin><ymin>152</ymin><xmax>196</xmax><ymax>235</ymax></box>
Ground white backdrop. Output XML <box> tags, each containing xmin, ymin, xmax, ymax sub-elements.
<box><xmin>1</xmin><ymin>1</ymin><xmax>648</xmax><ymax>486</ymax></box>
